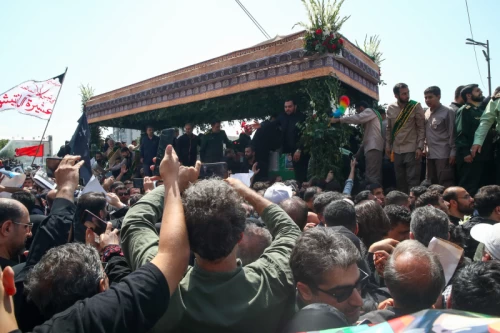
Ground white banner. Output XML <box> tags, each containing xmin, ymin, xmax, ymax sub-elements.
<box><xmin>0</xmin><ymin>72</ymin><xmax>65</xmax><ymax>120</ymax></box>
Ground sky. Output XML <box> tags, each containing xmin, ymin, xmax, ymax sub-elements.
<box><xmin>1</xmin><ymin>0</ymin><xmax>499</xmax><ymax>151</ymax></box>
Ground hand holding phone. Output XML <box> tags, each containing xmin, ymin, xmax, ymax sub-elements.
<box><xmin>198</xmin><ymin>162</ymin><xmax>228</xmax><ymax>179</ymax></box>
<box><xmin>82</xmin><ymin>209</ymin><xmax>108</xmax><ymax>235</ymax></box>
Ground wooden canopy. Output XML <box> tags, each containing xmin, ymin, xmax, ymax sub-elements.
<box><xmin>86</xmin><ymin>31</ymin><xmax>380</xmax><ymax>128</ymax></box>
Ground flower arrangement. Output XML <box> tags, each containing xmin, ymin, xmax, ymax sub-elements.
<box><xmin>294</xmin><ymin>0</ymin><xmax>350</xmax><ymax>55</ymax></box>
<box><xmin>305</xmin><ymin>28</ymin><xmax>344</xmax><ymax>54</ymax></box>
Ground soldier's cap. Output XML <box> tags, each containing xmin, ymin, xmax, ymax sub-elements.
<box><xmin>460</xmin><ymin>84</ymin><xmax>479</xmax><ymax>102</ymax></box>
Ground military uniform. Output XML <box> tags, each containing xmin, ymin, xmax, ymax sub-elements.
<box><xmin>474</xmin><ymin>92</ymin><xmax>500</xmax><ymax>184</ymax></box>
<box><xmin>455</xmin><ymin>103</ymin><xmax>495</xmax><ymax>195</ymax></box>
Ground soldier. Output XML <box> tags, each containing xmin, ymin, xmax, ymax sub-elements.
<box><xmin>386</xmin><ymin>83</ymin><xmax>425</xmax><ymax>194</ymax></box>
<box><xmin>455</xmin><ymin>84</ymin><xmax>494</xmax><ymax>195</ymax></box>
<box><xmin>471</xmin><ymin>86</ymin><xmax>500</xmax><ymax>184</ymax></box>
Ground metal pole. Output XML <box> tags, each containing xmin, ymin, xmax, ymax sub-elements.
<box><xmin>31</xmin><ymin>68</ymin><xmax>68</xmax><ymax>165</ymax></box>
<box><xmin>487</xmin><ymin>40</ymin><xmax>492</xmax><ymax>97</ymax></box>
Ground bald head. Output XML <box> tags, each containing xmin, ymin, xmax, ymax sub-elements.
<box><xmin>443</xmin><ymin>187</ymin><xmax>462</xmax><ymax>201</ymax></box>
<box><xmin>384</xmin><ymin>240</ymin><xmax>445</xmax><ymax>311</ymax></box>
<box><xmin>279</xmin><ymin>197</ymin><xmax>308</xmax><ymax>230</ymax></box>
<box><xmin>0</xmin><ymin>198</ymin><xmax>28</xmax><ymax>225</ymax></box>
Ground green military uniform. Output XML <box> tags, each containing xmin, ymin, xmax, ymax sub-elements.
<box><xmin>455</xmin><ymin>103</ymin><xmax>495</xmax><ymax>195</ymax></box>
<box><xmin>474</xmin><ymin>93</ymin><xmax>500</xmax><ymax>184</ymax></box>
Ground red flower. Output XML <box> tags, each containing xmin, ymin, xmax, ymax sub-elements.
<box><xmin>339</xmin><ymin>38</ymin><xmax>344</xmax><ymax>45</ymax></box>
<box><xmin>315</xmin><ymin>28</ymin><xmax>323</xmax><ymax>35</ymax></box>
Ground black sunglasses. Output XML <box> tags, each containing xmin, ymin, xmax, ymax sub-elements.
<box><xmin>313</xmin><ymin>269</ymin><xmax>369</xmax><ymax>303</ymax></box>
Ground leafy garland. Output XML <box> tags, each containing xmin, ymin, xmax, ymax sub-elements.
<box><xmin>294</xmin><ymin>0</ymin><xmax>350</xmax><ymax>55</ymax></box>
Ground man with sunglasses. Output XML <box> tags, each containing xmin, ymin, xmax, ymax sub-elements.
<box><xmin>361</xmin><ymin>240</ymin><xmax>444</xmax><ymax>324</ymax></box>
<box><xmin>0</xmin><ymin>198</ymin><xmax>32</xmax><ymax>269</ymax></box>
<box><xmin>290</xmin><ymin>228</ymin><xmax>365</xmax><ymax>325</ymax></box>
<box><xmin>443</xmin><ymin>186</ymin><xmax>475</xmax><ymax>225</ymax></box>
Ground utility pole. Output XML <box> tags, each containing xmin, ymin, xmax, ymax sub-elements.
<box><xmin>466</xmin><ymin>38</ymin><xmax>492</xmax><ymax>96</ymax></box>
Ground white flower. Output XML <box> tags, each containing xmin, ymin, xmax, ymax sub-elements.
<box><xmin>330</xmin><ymin>98</ymin><xmax>337</xmax><ymax>109</ymax></box>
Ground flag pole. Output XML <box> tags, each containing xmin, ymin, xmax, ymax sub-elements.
<box><xmin>31</xmin><ymin>67</ymin><xmax>68</xmax><ymax>166</ymax></box>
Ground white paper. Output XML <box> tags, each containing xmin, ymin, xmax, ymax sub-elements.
<box><xmin>428</xmin><ymin>237</ymin><xmax>463</xmax><ymax>285</ymax></box>
<box><xmin>80</xmin><ymin>175</ymin><xmax>107</xmax><ymax>196</ymax></box>
<box><xmin>230</xmin><ymin>172</ymin><xmax>254</xmax><ymax>187</ymax></box>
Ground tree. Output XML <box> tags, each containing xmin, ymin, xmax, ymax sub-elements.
<box><xmin>79</xmin><ymin>84</ymin><xmax>103</xmax><ymax>151</ymax></box>
<box><xmin>0</xmin><ymin>139</ymin><xmax>9</xmax><ymax>151</ymax></box>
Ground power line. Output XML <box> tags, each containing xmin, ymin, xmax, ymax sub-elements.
<box><xmin>465</xmin><ymin>0</ymin><xmax>486</xmax><ymax>89</ymax></box>
<box><xmin>234</xmin><ymin>0</ymin><xmax>271</xmax><ymax>40</ymax></box>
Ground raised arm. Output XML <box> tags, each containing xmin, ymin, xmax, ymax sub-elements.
<box><xmin>340</xmin><ymin>109</ymin><xmax>376</xmax><ymax>125</ymax></box>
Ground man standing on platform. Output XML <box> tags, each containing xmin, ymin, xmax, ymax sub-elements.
<box><xmin>200</xmin><ymin>120</ymin><xmax>232</xmax><ymax>163</ymax></box>
<box><xmin>455</xmin><ymin>84</ymin><xmax>494</xmax><ymax>195</ymax></box>
<box><xmin>386</xmin><ymin>83</ymin><xmax>425</xmax><ymax>194</ymax></box>
<box><xmin>471</xmin><ymin>87</ymin><xmax>500</xmax><ymax>185</ymax></box>
<box><xmin>450</xmin><ymin>85</ymin><xmax>465</xmax><ymax>112</ymax></box>
<box><xmin>330</xmin><ymin>101</ymin><xmax>384</xmax><ymax>185</ymax></box>
<box><xmin>278</xmin><ymin>99</ymin><xmax>308</xmax><ymax>183</ymax></box>
<box><xmin>175</xmin><ymin>123</ymin><xmax>199</xmax><ymax>167</ymax></box>
<box><xmin>140</xmin><ymin>125</ymin><xmax>160</xmax><ymax>177</ymax></box>
<box><xmin>423</xmin><ymin>86</ymin><xmax>456</xmax><ymax>187</ymax></box>
<box><xmin>253</xmin><ymin>99</ymin><xmax>308</xmax><ymax>183</ymax></box>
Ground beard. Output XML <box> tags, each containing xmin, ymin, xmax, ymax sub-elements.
<box><xmin>458</xmin><ymin>202</ymin><xmax>475</xmax><ymax>215</ymax></box>
<box><xmin>472</xmin><ymin>95</ymin><xmax>485</xmax><ymax>102</ymax></box>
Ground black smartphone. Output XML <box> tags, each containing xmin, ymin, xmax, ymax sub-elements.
<box><xmin>199</xmin><ymin>162</ymin><xmax>228</xmax><ymax>179</ymax></box>
<box><xmin>133</xmin><ymin>178</ymin><xmax>144</xmax><ymax>189</ymax></box>
<box><xmin>154</xmin><ymin>128</ymin><xmax>176</xmax><ymax>176</ymax></box>
<box><xmin>46</xmin><ymin>157</ymin><xmax>62</xmax><ymax>177</ymax></box>
<box><xmin>82</xmin><ymin>209</ymin><xmax>108</xmax><ymax>235</ymax></box>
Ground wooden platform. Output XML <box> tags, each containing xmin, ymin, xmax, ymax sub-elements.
<box><xmin>86</xmin><ymin>31</ymin><xmax>380</xmax><ymax>125</ymax></box>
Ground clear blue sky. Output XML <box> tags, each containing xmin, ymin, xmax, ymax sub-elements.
<box><xmin>1</xmin><ymin>0</ymin><xmax>498</xmax><ymax>150</ymax></box>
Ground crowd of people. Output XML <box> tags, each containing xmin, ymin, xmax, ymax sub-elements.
<box><xmin>0</xmin><ymin>82</ymin><xmax>500</xmax><ymax>332</ymax></box>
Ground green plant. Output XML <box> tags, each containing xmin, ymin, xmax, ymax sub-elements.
<box><xmin>295</xmin><ymin>0</ymin><xmax>350</xmax><ymax>33</ymax></box>
<box><xmin>356</xmin><ymin>34</ymin><xmax>385</xmax><ymax>66</ymax></box>
<box><xmin>294</xmin><ymin>0</ymin><xmax>350</xmax><ymax>55</ymax></box>
<box><xmin>0</xmin><ymin>139</ymin><xmax>9</xmax><ymax>151</ymax></box>
<box><xmin>80</xmin><ymin>84</ymin><xmax>105</xmax><ymax>149</ymax></box>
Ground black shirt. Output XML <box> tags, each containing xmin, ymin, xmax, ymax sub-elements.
<box><xmin>276</xmin><ymin>111</ymin><xmax>306</xmax><ymax>154</ymax></box>
<box><xmin>448</xmin><ymin>215</ymin><xmax>462</xmax><ymax>226</ymax></box>
<box><xmin>175</xmin><ymin>134</ymin><xmax>199</xmax><ymax>167</ymax></box>
<box><xmin>140</xmin><ymin>135</ymin><xmax>160</xmax><ymax>166</ymax></box>
<box><xmin>0</xmin><ymin>256</ymin><xmax>18</xmax><ymax>270</ymax></box>
<box><xmin>13</xmin><ymin>263</ymin><xmax>169</xmax><ymax>333</ymax></box>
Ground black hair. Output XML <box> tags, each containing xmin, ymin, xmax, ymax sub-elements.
<box><xmin>410</xmin><ymin>206</ymin><xmax>449</xmax><ymax>246</ymax></box>
<box><xmin>354</xmin><ymin>190</ymin><xmax>372</xmax><ymax>204</ymax></box>
<box><xmin>120</xmin><ymin>147</ymin><xmax>130</xmax><ymax>153</ymax></box>
<box><xmin>385</xmin><ymin>191</ymin><xmax>409</xmax><ymax>207</ymax></box>
<box><xmin>279</xmin><ymin>197</ymin><xmax>308</xmax><ymax>231</ymax></box>
<box><xmin>183</xmin><ymin>179</ymin><xmax>246</xmax><ymax>261</ymax></box>
<box><xmin>313</xmin><ymin>192</ymin><xmax>346</xmax><ymax>215</ymax></box>
<box><xmin>11</xmin><ymin>191</ymin><xmax>36</xmax><ymax>214</ymax></box>
<box><xmin>285</xmin><ymin>97</ymin><xmax>296</xmax><ymax>105</ymax></box>
<box><xmin>455</xmin><ymin>85</ymin><xmax>465</xmax><ymax>100</ymax></box>
<box><xmin>393</xmin><ymin>83</ymin><xmax>408</xmax><ymax>96</ymax></box>
<box><xmin>290</xmin><ymin>228</ymin><xmax>360</xmax><ymax>288</ymax></box>
<box><xmin>304</xmin><ymin>186</ymin><xmax>321</xmax><ymax>203</ymax></box>
<box><xmin>366</xmin><ymin>183</ymin><xmax>383</xmax><ymax>194</ymax></box>
<box><xmin>129</xmin><ymin>194</ymin><xmax>144</xmax><ymax>206</ymax></box>
<box><xmin>452</xmin><ymin>261</ymin><xmax>500</xmax><ymax>316</ymax></box>
<box><xmin>210</xmin><ymin>119</ymin><xmax>221</xmax><ymax>126</ymax></box>
<box><xmin>424</xmin><ymin>86</ymin><xmax>441</xmax><ymax>96</ymax></box>
<box><xmin>110</xmin><ymin>182</ymin><xmax>124</xmax><ymax>193</ymax></box>
<box><xmin>356</xmin><ymin>200</ymin><xmax>391</xmax><ymax>248</ymax></box>
<box><xmin>427</xmin><ymin>184</ymin><xmax>445</xmax><ymax>195</ymax></box>
<box><xmin>474</xmin><ymin>185</ymin><xmax>500</xmax><ymax>217</ymax></box>
<box><xmin>324</xmin><ymin>200</ymin><xmax>357</xmax><ymax>233</ymax></box>
<box><xmin>460</xmin><ymin>84</ymin><xmax>479</xmax><ymax>103</ymax></box>
<box><xmin>410</xmin><ymin>186</ymin><xmax>427</xmax><ymax>197</ymax></box>
<box><xmin>415</xmin><ymin>191</ymin><xmax>441</xmax><ymax>208</ymax></box>
<box><xmin>356</xmin><ymin>101</ymin><xmax>370</xmax><ymax>109</ymax></box>
<box><xmin>76</xmin><ymin>192</ymin><xmax>107</xmax><ymax>222</ymax></box>
<box><xmin>384</xmin><ymin>204</ymin><xmax>411</xmax><ymax>229</ymax></box>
